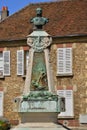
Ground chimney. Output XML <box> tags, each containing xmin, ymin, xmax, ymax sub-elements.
<box><xmin>0</xmin><ymin>6</ymin><xmax>9</xmax><ymax>20</ymax></box>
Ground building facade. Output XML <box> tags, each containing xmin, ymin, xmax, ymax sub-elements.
<box><xmin>0</xmin><ymin>0</ymin><xmax>87</xmax><ymax>127</ymax></box>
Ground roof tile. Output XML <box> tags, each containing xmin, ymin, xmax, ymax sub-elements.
<box><xmin>0</xmin><ymin>0</ymin><xmax>87</xmax><ymax>40</ymax></box>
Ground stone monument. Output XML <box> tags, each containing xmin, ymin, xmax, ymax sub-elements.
<box><xmin>14</xmin><ymin>8</ymin><xmax>65</xmax><ymax>129</ymax></box>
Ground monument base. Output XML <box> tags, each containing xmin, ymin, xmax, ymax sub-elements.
<box><xmin>13</xmin><ymin>92</ymin><xmax>65</xmax><ymax>129</ymax></box>
<box><xmin>19</xmin><ymin>112</ymin><xmax>58</xmax><ymax>123</ymax></box>
<box><xmin>11</xmin><ymin>113</ymin><xmax>66</xmax><ymax>130</ymax></box>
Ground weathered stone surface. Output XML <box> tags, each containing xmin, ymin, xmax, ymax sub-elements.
<box><xmin>0</xmin><ymin>41</ymin><xmax>87</xmax><ymax>125</ymax></box>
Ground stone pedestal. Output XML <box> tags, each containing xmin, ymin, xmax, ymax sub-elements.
<box><xmin>19</xmin><ymin>112</ymin><xmax>58</xmax><ymax>123</ymax></box>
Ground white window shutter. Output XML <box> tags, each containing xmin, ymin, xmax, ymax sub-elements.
<box><xmin>26</xmin><ymin>51</ymin><xmax>29</xmax><ymax>71</ymax></box>
<box><xmin>57</xmin><ymin>48</ymin><xmax>72</xmax><ymax>75</ymax></box>
<box><xmin>65</xmin><ymin>48</ymin><xmax>72</xmax><ymax>74</ymax></box>
<box><xmin>3</xmin><ymin>51</ymin><xmax>10</xmax><ymax>76</ymax></box>
<box><xmin>0</xmin><ymin>53</ymin><xmax>3</xmax><ymax>76</ymax></box>
<box><xmin>17</xmin><ymin>50</ymin><xmax>24</xmax><ymax>75</ymax></box>
<box><xmin>57</xmin><ymin>90</ymin><xmax>74</xmax><ymax>117</ymax></box>
<box><xmin>57</xmin><ymin>48</ymin><xmax>65</xmax><ymax>74</ymax></box>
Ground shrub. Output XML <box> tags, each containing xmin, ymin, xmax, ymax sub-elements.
<box><xmin>0</xmin><ymin>117</ymin><xmax>11</xmax><ymax>130</ymax></box>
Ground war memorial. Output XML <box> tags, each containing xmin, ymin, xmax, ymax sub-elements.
<box><xmin>12</xmin><ymin>8</ymin><xmax>65</xmax><ymax>130</ymax></box>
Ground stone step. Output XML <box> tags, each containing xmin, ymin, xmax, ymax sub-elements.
<box><xmin>11</xmin><ymin>123</ymin><xmax>67</xmax><ymax>130</ymax></box>
<box><xmin>11</xmin><ymin>128</ymin><xmax>67</xmax><ymax>130</ymax></box>
<box><xmin>17</xmin><ymin>122</ymin><xmax>62</xmax><ymax>127</ymax></box>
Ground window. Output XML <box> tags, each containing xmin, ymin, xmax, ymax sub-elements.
<box><xmin>0</xmin><ymin>51</ymin><xmax>10</xmax><ymax>77</ymax></box>
<box><xmin>57</xmin><ymin>48</ymin><xmax>72</xmax><ymax>75</ymax></box>
<box><xmin>0</xmin><ymin>91</ymin><xmax>4</xmax><ymax>116</ymax></box>
<box><xmin>0</xmin><ymin>52</ymin><xmax>3</xmax><ymax>76</ymax></box>
<box><xmin>17</xmin><ymin>50</ymin><xmax>29</xmax><ymax>75</ymax></box>
<box><xmin>24</xmin><ymin>50</ymin><xmax>29</xmax><ymax>73</ymax></box>
<box><xmin>57</xmin><ymin>89</ymin><xmax>74</xmax><ymax>117</ymax></box>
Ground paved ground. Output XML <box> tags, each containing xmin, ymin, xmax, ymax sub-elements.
<box><xmin>11</xmin><ymin>128</ymin><xmax>68</xmax><ymax>130</ymax></box>
<box><xmin>11</xmin><ymin>127</ymin><xmax>87</xmax><ymax>130</ymax></box>
<box><xmin>15</xmin><ymin>127</ymin><xmax>86</xmax><ymax>130</ymax></box>
<box><xmin>70</xmin><ymin>127</ymin><xmax>87</xmax><ymax>130</ymax></box>
<box><xmin>10</xmin><ymin>123</ymin><xmax>87</xmax><ymax>130</ymax></box>
<box><xmin>10</xmin><ymin>122</ymin><xmax>68</xmax><ymax>130</ymax></box>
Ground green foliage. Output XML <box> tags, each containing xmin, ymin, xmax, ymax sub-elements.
<box><xmin>0</xmin><ymin>117</ymin><xmax>11</xmax><ymax>130</ymax></box>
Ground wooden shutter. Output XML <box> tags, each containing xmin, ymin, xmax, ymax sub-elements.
<box><xmin>26</xmin><ymin>51</ymin><xmax>29</xmax><ymax>71</ymax></box>
<box><xmin>0</xmin><ymin>91</ymin><xmax>4</xmax><ymax>116</ymax></box>
<box><xmin>17</xmin><ymin>50</ymin><xmax>24</xmax><ymax>75</ymax></box>
<box><xmin>65</xmin><ymin>48</ymin><xmax>72</xmax><ymax>74</ymax></box>
<box><xmin>57</xmin><ymin>48</ymin><xmax>64</xmax><ymax>74</ymax></box>
<box><xmin>57</xmin><ymin>90</ymin><xmax>74</xmax><ymax>117</ymax></box>
<box><xmin>3</xmin><ymin>51</ymin><xmax>10</xmax><ymax>76</ymax></box>
<box><xmin>0</xmin><ymin>53</ymin><xmax>3</xmax><ymax>76</ymax></box>
<box><xmin>57</xmin><ymin>48</ymin><xmax>72</xmax><ymax>75</ymax></box>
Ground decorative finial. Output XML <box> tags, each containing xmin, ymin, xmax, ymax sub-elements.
<box><xmin>30</xmin><ymin>8</ymin><xmax>49</xmax><ymax>30</ymax></box>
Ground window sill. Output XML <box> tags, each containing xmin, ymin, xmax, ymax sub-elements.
<box><xmin>56</xmin><ymin>74</ymin><xmax>73</xmax><ymax>77</ymax></box>
<box><xmin>58</xmin><ymin>116</ymin><xmax>74</xmax><ymax>119</ymax></box>
<box><xmin>0</xmin><ymin>76</ymin><xmax>5</xmax><ymax>79</ymax></box>
<box><xmin>22</xmin><ymin>75</ymin><xmax>26</xmax><ymax>78</ymax></box>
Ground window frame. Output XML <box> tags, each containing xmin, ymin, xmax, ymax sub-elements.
<box><xmin>17</xmin><ymin>50</ymin><xmax>29</xmax><ymax>76</ymax></box>
<box><xmin>0</xmin><ymin>50</ymin><xmax>10</xmax><ymax>77</ymax></box>
<box><xmin>57</xmin><ymin>47</ymin><xmax>73</xmax><ymax>76</ymax></box>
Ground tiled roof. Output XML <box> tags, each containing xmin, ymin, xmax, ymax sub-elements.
<box><xmin>0</xmin><ymin>0</ymin><xmax>87</xmax><ymax>41</ymax></box>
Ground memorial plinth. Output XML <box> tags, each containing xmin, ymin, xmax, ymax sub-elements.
<box><xmin>14</xmin><ymin>92</ymin><xmax>65</xmax><ymax>122</ymax></box>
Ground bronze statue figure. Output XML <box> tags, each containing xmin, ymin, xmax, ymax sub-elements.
<box><xmin>30</xmin><ymin>8</ymin><xmax>49</xmax><ymax>30</ymax></box>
